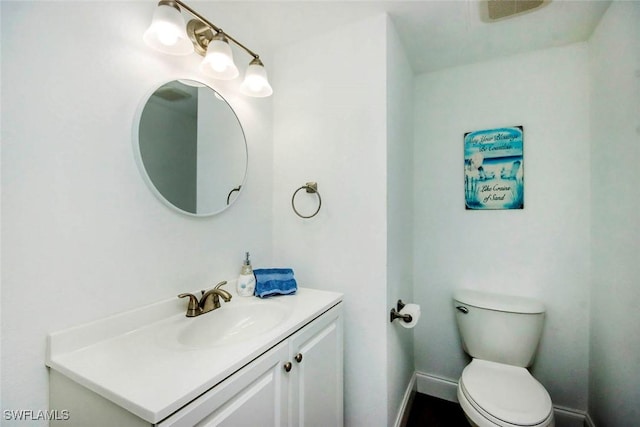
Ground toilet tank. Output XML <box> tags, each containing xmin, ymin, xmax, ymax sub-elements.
<box><xmin>453</xmin><ymin>289</ymin><xmax>546</xmax><ymax>367</ymax></box>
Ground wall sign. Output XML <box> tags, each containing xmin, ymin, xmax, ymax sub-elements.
<box><xmin>464</xmin><ymin>126</ymin><xmax>524</xmax><ymax>210</ymax></box>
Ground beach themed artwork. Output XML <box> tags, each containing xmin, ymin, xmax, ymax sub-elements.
<box><xmin>464</xmin><ymin>126</ymin><xmax>524</xmax><ymax>210</ymax></box>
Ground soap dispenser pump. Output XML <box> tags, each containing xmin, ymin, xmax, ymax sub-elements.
<box><xmin>237</xmin><ymin>252</ymin><xmax>256</xmax><ymax>297</ymax></box>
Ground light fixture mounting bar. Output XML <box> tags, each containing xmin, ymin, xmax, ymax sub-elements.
<box><xmin>174</xmin><ymin>0</ymin><xmax>260</xmax><ymax>59</ymax></box>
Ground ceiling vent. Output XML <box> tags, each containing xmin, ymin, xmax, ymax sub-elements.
<box><xmin>154</xmin><ymin>86</ymin><xmax>193</xmax><ymax>102</ymax></box>
<box><xmin>480</xmin><ymin>0</ymin><xmax>551</xmax><ymax>22</ymax></box>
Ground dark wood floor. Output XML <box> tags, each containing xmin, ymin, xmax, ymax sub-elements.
<box><xmin>405</xmin><ymin>393</ymin><xmax>469</xmax><ymax>427</ymax></box>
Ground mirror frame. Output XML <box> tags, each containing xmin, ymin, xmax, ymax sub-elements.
<box><xmin>132</xmin><ymin>79</ymin><xmax>248</xmax><ymax>217</ymax></box>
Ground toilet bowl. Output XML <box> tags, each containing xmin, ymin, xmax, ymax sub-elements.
<box><xmin>457</xmin><ymin>359</ymin><xmax>554</xmax><ymax>427</ymax></box>
<box><xmin>453</xmin><ymin>289</ymin><xmax>554</xmax><ymax>427</ymax></box>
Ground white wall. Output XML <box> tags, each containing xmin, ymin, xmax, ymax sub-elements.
<box><xmin>385</xmin><ymin>16</ymin><xmax>415</xmax><ymax>427</ymax></box>
<box><xmin>5</xmin><ymin>2</ymin><xmax>637</xmax><ymax>426</ymax></box>
<box><xmin>413</xmin><ymin>44</ymin><xmax>591</xmax><ymax>411</ymax></box>
<box><xmin>272</xmin><ymin>14</ymin><xmax>390</xmax><ymax>427</ymax></box>
<box><xmin>1</xmin><ymin>2</ymin><xmax>273</xmax><ymax>423</ymax></box>
<box><xmin>588</xmin><ymin>2</ymin><xmax>640</xmax><ymax>425</ymax></box>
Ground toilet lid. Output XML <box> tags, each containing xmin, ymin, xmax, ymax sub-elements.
<box><xmin>461</xmin><ymin>359</ymin><xmax>552</xmax><ymax>426</ymax></box>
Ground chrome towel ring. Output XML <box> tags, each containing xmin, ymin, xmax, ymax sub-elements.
<box><xmin>292</xmin><ymin>182</ymin><xmax>322</xmax><ymax>219</ymax></box>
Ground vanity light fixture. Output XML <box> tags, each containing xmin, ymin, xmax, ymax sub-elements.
<box><xmin>144</xmin><ymin>0</ymin><xmax>273</xmax><ymax>97</ymax></box>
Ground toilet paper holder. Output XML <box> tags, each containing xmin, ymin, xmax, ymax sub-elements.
<box><xmin>390</xmin><ymin>300</ymin><xmax>413</xmax><ymax>323</ymax></box>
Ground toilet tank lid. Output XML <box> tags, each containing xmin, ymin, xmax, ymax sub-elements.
<box><xmin>453</xmin><ymin>289</ymin><xmax>545</xmax><ymax>314</ymax></box>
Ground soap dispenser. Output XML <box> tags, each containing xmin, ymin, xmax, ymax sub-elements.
<box><xmin>237</xmin><ymin>252</ymin><xmax>256</xmax><ymax>297</ymax></box>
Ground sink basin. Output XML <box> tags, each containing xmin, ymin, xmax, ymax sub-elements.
<box><xmin>165</xmin><ymin>301</ymin><xmax>290</xmax><ymax>349</ymax></box>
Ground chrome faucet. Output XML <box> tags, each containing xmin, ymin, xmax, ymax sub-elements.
<box><xmin>178</xmin><ymin>281</ymin><xmax>232</xmax><ymax>317</ymax></box>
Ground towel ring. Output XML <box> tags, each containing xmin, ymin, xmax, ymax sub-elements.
<box><xmin>292</xmin><ymin>182</ymin><xmax>322</xmax><ymax>219</ymax></box>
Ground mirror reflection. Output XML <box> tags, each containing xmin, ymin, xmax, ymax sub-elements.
<box><xmin>136</xmin><ymin>80</ymin><xmax>247</xmax><ymax>216</ymax></box>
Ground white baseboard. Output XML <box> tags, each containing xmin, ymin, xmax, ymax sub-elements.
<box><xmin>415</xmin><ymin>371</ymin><xmax>459</xmax><ymax>402</ymax></box>
<box><xmin>553</xmin><ymin>406</ymin><xmax>589</xmax><ymax>427</ymax></box>
<box><xmin>392</xmin><ymin>374</ymin><xmax>417</xmax><ymax>427</ymax></box>
<box><xmin>413</xmin><ymin>371</ymin><xmax>591</xmax><ymax>427</ymax></box>
<box><xmin>584</xmin><ymin>412</ymin><xmax>596</xmax><ymax>427</ymax></box>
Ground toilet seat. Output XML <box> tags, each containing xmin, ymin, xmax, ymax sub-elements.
<box><xmin>458</xmin><ymin>359</ymin><xmax>553</xmax><ymax>427</ymax></box>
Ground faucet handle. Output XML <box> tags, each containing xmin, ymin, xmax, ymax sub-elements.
<box><xmin>178</xmin><ymin>293</ymin><xmax>200</xmax><ymax>317</ymax></box>
<box><xmin>214</xmin><ymin>280</ymin><xmax>228</xmax><ymax>290</ymax></box>
<box><xmin>214</xmin><ymin>281</ymin><xmax>232</xmax><ymax>302</ymax></box>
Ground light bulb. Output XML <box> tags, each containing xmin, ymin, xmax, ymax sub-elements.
<box><xmin>156</xmin><ymin>24</ymin><xmax>179</xmax><ymax>46</ymax></box>
<box><xmin>208</xmin><ymin>53</ymin><xmax>231</xmax><ymax>72</ymax></box>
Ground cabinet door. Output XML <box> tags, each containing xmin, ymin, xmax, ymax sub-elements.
<box><xmin>159</xmin><ymin>341</ymin><xmax>289</xmax><ymax>427</ymax></box>
<box><xmin>288</xmin><ymin>304</ymin><xmax>343</xmax><ymax>427</ymax></box>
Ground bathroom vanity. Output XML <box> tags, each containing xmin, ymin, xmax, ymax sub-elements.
<box><xmin>46</xmin><ymin>287</ymin><xmax>343</xmax><ymax>426</ymax></box>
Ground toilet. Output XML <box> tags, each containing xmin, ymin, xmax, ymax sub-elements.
<box><xmin>453</xmin><ymin>289</ymin><xmax>554</xmax><ymax>427</ymax></box>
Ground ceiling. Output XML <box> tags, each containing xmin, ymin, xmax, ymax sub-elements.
<box><xmin>190</xmin><ymin>0</ymin><xmax>611</xmax><ymax>74</ymax></box>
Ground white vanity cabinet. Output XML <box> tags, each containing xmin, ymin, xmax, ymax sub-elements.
<box><xmin>48</xmin><ymin>296</ymin><xmax>343</xmax><ymax>427</ymax></box>
<box><xmin>288</xmin><ymin>305</ymin><xmax>344</xmax><ymax>427</ymax></box>
<box><xmin>159</xmin><ymin>341</ymin><xmax>290</xmax><ymax>427</ymax></box>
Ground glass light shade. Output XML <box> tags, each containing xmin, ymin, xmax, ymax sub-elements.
<box><xmin>143</xmin><ymin>4</ymin><xmax>193</xmax><ymax>55</ymax></box>
<box><xmin>240</xmin><ymin>59</ymin><xmax>273</xmax><ymax>97</ymax></box>
<box><xmin>201</xmin><ymin>37</ymin><xmax>239</xmax><ymax>80</ymax></box>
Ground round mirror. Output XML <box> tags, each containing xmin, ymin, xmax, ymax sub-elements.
<box><xmin>134</xmin><ymin>79</ymin><xmax>247</xmax><ymax>216</ymax></box>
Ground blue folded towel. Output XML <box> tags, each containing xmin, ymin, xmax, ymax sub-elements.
<box><xmin>253</xmin><ymin>268</ymin><xmax>297</xmax><ymax>298</ymax></box>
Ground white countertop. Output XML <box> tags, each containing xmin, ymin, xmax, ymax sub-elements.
<box><xmin>46</xmin><ymin>287</ymin><xmax>343</xmax><ymax>423</ymax></box>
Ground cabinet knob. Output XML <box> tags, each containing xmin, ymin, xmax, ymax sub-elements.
<box><xmin>283</xmin><ymin>362</ymin><xmax>292</xmax><ymax>372</ymax></box>
<box><xmin>295</xmin><ymin>353</ymin><xmax>303</xmax><ymax>363</ymax></box>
